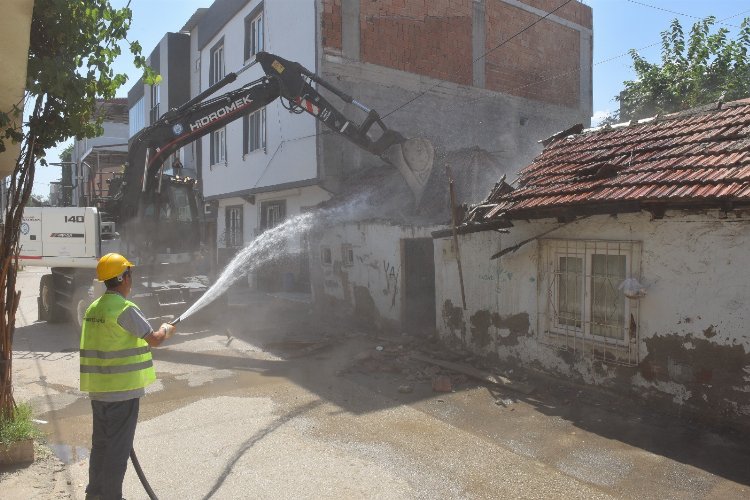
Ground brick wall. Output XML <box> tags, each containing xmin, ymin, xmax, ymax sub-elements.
<box><xmin>321</xmin><ymin>0</ymin><xmax>589</xmax><ymax>109</ymax></box>
<box><xmin>485</xmin><ymin>1</ymin><xmax>581</xmax><ymax>108</ymax></box>
<box><xmin>523</xmin><ymin>0</ymin><xmax>592</xmax><ymax>28</ymax></box>
<box><xmin>360</xmin><ymin>0</ymin><xmax>473</xmax><ymax>85</ymax></box>
<box><xmin>322</xmin><ymin>0</ymin><xmax>342</xmax><ymax>53</ymax></box>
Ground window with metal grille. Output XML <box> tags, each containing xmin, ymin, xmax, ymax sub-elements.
<box><xmin>538</xmin><ymin>239</ymin><xmax>641</xmax><ymax>365</ymax></box>
<box><xmin>321</xmin><ymin>246</ymin><xmax>332</xmax><ymax>266</ymax></box>
<box><xmin>209</xmin><ymin>40</ymin><xmax>225</xmax><ymax>86</ymax></box>
<box><xmin>260</xmin><ymin>199</ymin><xmax>285</xmax><ymax>231</ymax></box>
<box><xmin>342</xmin><ymin>244</ymin><xmax>354</xmax><ymax>266</ymax></box>
<box><xmin>225</xmin><ymin>205</ymin><xmax>243</xmax><ymax>248</ymax></box>
<box><xmin>244</xmin><ymin>108</ymin><xmax>266</xmax><ymax>153</ymax></box>
<box><xmin>210</xmin><ymin>127</ymin><xmax>226</xmax><ymax>166</ymax></box>
<box><xmin>244</xmin><ymin>6</ymin><xmax>264</xmax><ymax>62</ymax></box>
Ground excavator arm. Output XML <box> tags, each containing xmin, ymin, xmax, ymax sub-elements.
<box><xmin>117</xmin><ymin>52</ymin><xmax>433</xmax><ymax>264</ymax></box>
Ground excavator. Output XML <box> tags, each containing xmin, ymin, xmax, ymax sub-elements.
<box><xmin>25</xmin><ymin>52</ymin><xmax>434</xmax><ymax>324</ymax></box>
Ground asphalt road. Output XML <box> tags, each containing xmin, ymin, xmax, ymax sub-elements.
<box><xmin>3</xmin><ymin>268</ymin><xmax>750</xmax><ymax>499</ymax></box>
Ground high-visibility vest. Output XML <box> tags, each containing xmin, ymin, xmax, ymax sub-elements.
<box><xmin>79</xmin><ymin>293</ymin><xmax>156</xmax><ymax>393</ymax></box>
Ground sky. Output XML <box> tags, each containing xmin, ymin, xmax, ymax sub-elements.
<box><xmin>33</xmin><ymin>0</ymin><xmax>750</xmax><ymax>197</ymax></box>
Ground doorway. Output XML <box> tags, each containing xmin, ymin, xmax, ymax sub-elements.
<box><xmin>402</xmin><ymin>238</ymin><xmax>436</xmax><ymax>335</ymax></box>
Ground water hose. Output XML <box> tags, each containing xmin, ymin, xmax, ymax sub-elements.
<box><xmin>127</xmin><ymin>316</ymin><xmax>183</xmax><ymax>499</ymax></box>
<box><xmin>130</xmin><ymin>448</ymin><xmax>158</xmax><ymax>500</ymax></box>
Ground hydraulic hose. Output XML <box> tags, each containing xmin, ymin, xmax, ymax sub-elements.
<box><xmin>130</xmin><ymin>448</ymin><xmax>159</xmax><ymax>500</ymax></box>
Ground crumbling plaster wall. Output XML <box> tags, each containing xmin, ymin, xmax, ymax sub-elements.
<box><xmin>310</xmin><ymin>222</ymin><xmax>439</xmax><ymax>331</ymax></box>
<box><xmin>434</xmin><ymin>211</ymin><xmax>750</xmax><ymax>425</ymax></box>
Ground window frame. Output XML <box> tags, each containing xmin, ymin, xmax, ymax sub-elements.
<box><xmin>342</xmin><ymin>244</ymin><xmax>354</xmax><ymax>266</ymax></box>
<box><xmin>260</xmin><ymin>199</ymin><xmax>286</xmax><ymax>231</ymax></box>
<box><xmin>225</xmin><ymin>205</ymin><xmax>244</xmax><ymax>248</ymax></box>
<box><xmin>320</xmin><ymin>246</ymin><xmax>333</xmax><ymax>266</ymax></box>
<box><xmin>209</xmin><ymin>38</ymin><xmax>225</xmax><ymax>87</ymax></box>
<box><xmin>149</xmin><ymin>83</ymin><xmax>160</xmax><ymax>123</ymax></box>
<box><xmin>539</xmin><ymin>239</ymin><xmax>641</xmax><ymax>352</ymax></box>
<box><xmin>244</xmin><ymin>107</ymin><xmax>266</xmax><ymax>154</ymax></box>
<box><xmin>210</xmin><ymin>127</ymin><xmax>226</xmax><ymax>167</ymax></box>
<box><xmin>244</xmin><ymin>4</ymin><xmax>264</xmax><ymax>63</ymax></box>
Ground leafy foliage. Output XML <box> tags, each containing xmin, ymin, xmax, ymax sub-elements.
<box><xmin>617</xmin><ymin>16</ymin><xmax>750</xmax><ymax>121</ymax></box>
<box><xmin>6</xmin><ymin>0</ymin><xmax>159</xmax><ymax>163</ymax></box>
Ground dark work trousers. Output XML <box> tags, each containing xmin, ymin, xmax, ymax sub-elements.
<box><xmin>86</xmin><ymin>398</ymin><xmax>140</xmax><ymax>500</ymax></box>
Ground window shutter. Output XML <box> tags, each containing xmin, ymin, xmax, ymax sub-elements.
<box><xmin>243</xmin><ymin>115</ymin><xmax>249</xmax><ymax>155</ymax></box>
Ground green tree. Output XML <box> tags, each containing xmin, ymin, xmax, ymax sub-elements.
<box><xmin>0</xmin><ymin>0</ymin><xmax>157</xmax><ymax>421</ymax></box>
<box><xmin>616</xmin><ymin>16</ymin><xmax>750</xmax><ymax>122</ymax></box>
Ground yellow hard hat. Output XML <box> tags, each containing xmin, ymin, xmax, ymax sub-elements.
<box><xmin>96</xmin><ymin>253</ymin><xmax>134</xmax><ymax>281</ymax></box>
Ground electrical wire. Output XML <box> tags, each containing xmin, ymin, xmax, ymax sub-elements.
<box><xmin>625</xmin><ymin>0</ymin><xmax>742</xmax><ymax>28</ymax></box>
<box><xmin>381</xmin><ymin>0</ymin><xmax>576</xmax><ymax>119</ymax></box>
<box><xmin>220</xmin><ymin>2</ymin><xmax>750</xmax><ymax>160</ymax></box>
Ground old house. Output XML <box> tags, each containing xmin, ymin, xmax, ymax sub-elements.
<box><xmin>434</xmin><ymin>99</ymin><xmax>750</xmax><ymax>427</ymax></box>
<box><xmin>310</xmin><ymin>148</ymin><xmax>505</xmax><ymax>333</ymax></box>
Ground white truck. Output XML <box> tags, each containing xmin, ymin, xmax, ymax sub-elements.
<box><xmin>19</xmin><ymin>206</ymin><xmax>119</xmax><ymax>326</ymax></box>
<box><xmin>20</xmin><ymin>206</ymin><xmax>214</xmax><ymax>328</ymax></box>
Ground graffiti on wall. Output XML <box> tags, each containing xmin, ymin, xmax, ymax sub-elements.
<box><xmin>477</xmin><ymin>264</ymin><xmax>513</xmax><ymax>294</ymax></box>
<box><xmin>383</xmin><ymin>260</ymin><xmax>400</xmax><ymax>308</ymax></box>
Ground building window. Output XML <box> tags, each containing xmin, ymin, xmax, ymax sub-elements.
<box><xmin>209</xmin><ymin>39</ymin><xmax>225</xmax><ymax>86</ymax></box>
<box><xmin>129</xmin><ymin>97</ymin><xmax>145</xmax><ymax>137</ymax></box>
<box><xmin>260</xmin><ymin>199</ymin><xmax>286</xmax><ymax>231</ymax></box>
<box><xmin>225</xmin><ymin>205</ymin><xmax>243</xmax><ymax>248</ymax></box>
<box><xmin>210</xmin><ymin>127</ymin><xmax>226</xmax><ymax>166</ymax></box>
<box><xmin>149</xmin><ymin>84</ymin><xmax>160</xmax><ymax>123</ymax></box>
<box><xmin>244</xmin><ymin>6</ymin><xmax>264</xmax><ymax>62</ymax></box>
<box><xmin>244</xmin><ymin>108</ymin><xmax>266</xmax><ymax>154</ymax></box>
<box><xmin>321</xmin><ymin>246</ymin><xmax>332</xmax><ymax>266</ymax></box>
<box><xmin>341</xmin><ymin>244</ymin><xmax>354</xmax><ymax>266</ymax></box>
<box><xmin>539</xmin><ymin>239</ymin><xmax>641</xmax><ymax>365</ymax></box>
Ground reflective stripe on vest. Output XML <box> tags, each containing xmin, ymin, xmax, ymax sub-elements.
<box><xmin>80</xmin><ymin>293</ymin><xmax>156</xmax><ymax>393</ymax></box>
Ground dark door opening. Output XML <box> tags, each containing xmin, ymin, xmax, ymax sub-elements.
<box><xmin>403</xmin><ymin>238</ymin><xmax>436</xmax><ymax>335</ymax></box>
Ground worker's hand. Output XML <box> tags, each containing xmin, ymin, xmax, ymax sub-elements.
<box><xmin>160</xmin><ymin>323</ymin><xmax>176</xmax><ymax>339</ymax></box>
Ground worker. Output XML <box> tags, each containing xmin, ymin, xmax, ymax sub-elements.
<box><xmin>80</xmin><ymin>252</ymin><xmax>176</xmax><ymax>500</ymax></box>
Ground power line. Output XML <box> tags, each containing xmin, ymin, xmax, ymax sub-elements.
<box><xmin>272</xmin><ymin>3</ymin><xmax>750</xmax><ymax>149</ymax></box>
<box><xmin>625</xmin><ymin>0</ymin><xmax>742</xmax><ymax>28</ymax></box>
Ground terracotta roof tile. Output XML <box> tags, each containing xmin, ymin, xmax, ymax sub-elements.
<box><xmin>477</xmin><ymin>99</ymin><xmax>750</xmax><ymax>220</ymax></box>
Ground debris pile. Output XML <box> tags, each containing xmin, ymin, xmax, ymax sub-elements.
<box><xmin>341</xmin><ymin>334</ymin><xmax>535</xmax><ymax>397</ymax></box>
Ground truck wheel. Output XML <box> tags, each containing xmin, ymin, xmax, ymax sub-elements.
<box><xmin>72</xmin><ymin>286</ymin><xmax>93</xmax><ymax>330</ymax></box>
<box><xmin>39</xmin><ymin>274</ymin><xmax>66</xmax><ymax>323</ymax></box>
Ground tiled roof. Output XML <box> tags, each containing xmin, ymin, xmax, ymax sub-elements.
<box><xmin>471</xmin><ymin>98</ymin><xmax>750</xmax><ymax>222</ymax></box>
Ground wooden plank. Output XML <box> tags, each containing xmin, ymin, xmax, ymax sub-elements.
<box><xmin>411</xmin><ymin>353</ymin><xmax>535</xmax><ymax>394</ymax></box>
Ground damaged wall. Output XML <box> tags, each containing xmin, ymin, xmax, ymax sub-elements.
<box><xmin>310</xmin><ymin>221</ymin><xmax>439</xmax><ymax>332</ymax></box>
<box><xmin>317</xmin><ymin>0</ymin><xmax>593</xmax><ymax>194</ymax></box>
<box><xmin>434</xmin><ymin>211</ymin><xmax>750</xmax><ymax>427</ymax></box>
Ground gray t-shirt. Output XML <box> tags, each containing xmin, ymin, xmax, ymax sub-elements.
<box><xmin>88</xmin><ymin>292</ymin><xmax>155</xmax><ymax>402</ymax></box>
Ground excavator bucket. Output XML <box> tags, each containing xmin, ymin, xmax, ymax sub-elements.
<box><xmin>382</xmin><ymin>138</ymin><xmax>435</xmax><ymax>205</ymax></box>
